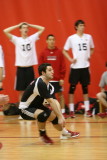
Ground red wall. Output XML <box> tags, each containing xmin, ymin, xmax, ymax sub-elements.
<box><xmin>0</xmin><ymin>0</ymin><xmax>107</xmax><ymax>104</ymax></box>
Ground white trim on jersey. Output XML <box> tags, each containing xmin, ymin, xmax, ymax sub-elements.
<box><xmin>19</xmin><ymin>77</ymin><xmax>55</xmax><ymax>109</ymax></box>
<box><xmin>47</xmin><ymin>83</ymin><xmax>54</xmax><ymax>95</ymax></box>
<box><xmin>21</xmin><ymin>109</ymin><xmax>35</xmax><ymax>118</ymax></box>
<box><xmin>34</xmin><ymin>77</ymin><xmax>40</xmax><ymax>95</ymax></box>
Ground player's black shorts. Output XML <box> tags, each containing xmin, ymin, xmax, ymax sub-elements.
<box><xmin>15</xmin><ymin>66</ymin><xmax>35</xmax><ymax>91</ymax></box>
<box><xmin>69</xmin><ymin>67</ymin><xmax>90</xmax><ymax>85</ymax></box>
<box><xmin>20</xmin><ymin>105</ymin><xmax>52</xmax><ymax>120</ymax></box>
<box><xmin>50</xmin><ymin>82</ymin><xmax>63</xmax><ymax>93</ymax></box>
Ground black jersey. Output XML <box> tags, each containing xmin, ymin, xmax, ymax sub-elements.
<box><xmin>19</xmin><ymin>77</ymin><xmax>54</xmax><ymax>109</ymax></box>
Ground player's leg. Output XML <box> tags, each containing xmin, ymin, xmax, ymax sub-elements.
<box><xmin>57</xmin><ymin>91</ymin><xmax>69</xmax><ymax>118</ymax></box>
<box><xmin>97</xmin><ymin>92</ymin><xmax>107</xmax><ymax>108</ymax></box>
<box><xmin>81</xmin><ymin>68</ymin><xmax>92</xmax><ymax>117</ymax></box>
<box><xmin>97</xmin><ymin>92</ymin><xmax>107</xmax><ymax>118</ymax></box>
<box><xmin>68</xmin><ymin>68</ymin><xmax>79</xmax><ymax>118</ymax></box>
<box><xmin>34</xmin><ymin>108</ymin><xmax>54</xmax><ymax>144</ymax></box>
<box><xmin>50</xmin><ymin>113</ymin><xmax>79</xmax><ymax>139</ymax></box>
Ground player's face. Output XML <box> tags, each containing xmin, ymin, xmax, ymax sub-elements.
<box><xmin>76</xmin><ymin>24</ymin><xmax>85</xmax><ymax>33</ymax></box>
<box><xmin>20</xmin><ymin>25</ymin><xmax>29</xmax><ymax>35</ymax></box>
<box><xmin>45</xmin><ymin>66</ymin><xmax>54</xmax><ymax>80</ymax></box>
<box><xmin>46</xmin><ymin>36</ymin><xmax>55</xmax><ymax>48</ymax></box>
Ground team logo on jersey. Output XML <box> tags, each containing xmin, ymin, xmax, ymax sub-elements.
<box><xmin>47</xmin><ymin>56</ymin><xmax>57</xmax><ymax>60</ymax></box>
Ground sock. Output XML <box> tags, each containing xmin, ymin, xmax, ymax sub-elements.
<box><xmin>84</xmin><ymin>100</ymin><xmax>90</xmax><ymax>111</ymax></box>
<box><xmin>69</xmin><ymin>103</ymin><xmax>74</xmax><ymax>112</ymax></box>
<box><xmin>62</xmin><ymin>128</ymin><xmax>68</xmax><ymax>134</ymax></box>
<box><xmin>39</xmin><ymin>129</ymin><xmax>46</xmax><ymax>136</ymax></box>
<box><xmin>61</xmin><ymin>109</ymin><xmax>65</xmax><ymax>113</ymax></box>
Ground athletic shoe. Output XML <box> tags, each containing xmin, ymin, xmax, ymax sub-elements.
<box><xmin>40</xmin><ymin>134</ymin><xmax>54</xmax><ymax>144</ymax></box>
<box><xmin>85</xmin><ymin>110</ymin><xmax>93</xmax><ymax>117</ymax></box>
<box><xmin>62</xmin><ymin>113</ymin><xmax>69</xmax><ymax>119</ymax></box>
<box><xmin>69</xmin><ymin>111</ymin><xmax>76</xmax><ymax>118</ymax></box>
<box><xmin>60</xmin><ymin>130</ymin><xmax>80</xmax><ymax>139</ymax></box>
<box><xmin>97</xmin><ymin>112</ymin><xmax>107</xmax><ymax>118</ymax></box>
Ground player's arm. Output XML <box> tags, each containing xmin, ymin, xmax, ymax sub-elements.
<box><xmin>3</xmin><ymin>23</ymin><xmax>21</xmax><ymax>40</ymax></box>
<box><xmin>46</xmin><ymin>98</ymin><xmax>65</xmax><ymax>125</ymax></box>
<box><xmin>63</xmin><ymin>49</ymin><xmax>76</xmax><ymax>63</ymax></box>
<box><xmin>0</xmin><ymin>67</ymin><xmax>3</xmax><ymax>89</ymax></box>
<box><xmin>28</xmin><ymin>24</ymin><xmax>45</xmax><ymax>36</ymax></box>
<box><xmin>90</xmin><ymin>48</ymin><xmax>94</xmax><ymax>57</ymax></box>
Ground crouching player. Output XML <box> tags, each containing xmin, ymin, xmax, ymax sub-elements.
<box><xmin>19</xmin><ymin>63</ymin><xmax>79</xmax><ymax>144</ymax></box>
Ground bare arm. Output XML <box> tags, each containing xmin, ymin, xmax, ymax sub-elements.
<box><xmin>3</xmin><ymin>24</ymin><xmax>20</xmax><ymax>40</ymax></box>
<box><xmin>90</xmin><ymin>48</ymin><xmax>94</xmax><ymax>57</ymax></box>
<box><xmin>63</xmin><ymin>49</ymin><xmax>77</xmax><ymax>63</ymax></box>
<box><xmin>0</xmin><ymin>67</ymin><xmax>3</xmax><ymax>88</ymax></box>
<box><xmin>28</xmin><ymin>24</ymin><xmax>45</xmax><ymax>36</ymax></box>
<box><xmin>46</xmin><ymin>98</ymin><xmax>65</xmax><ymax>125</ymax></box>
<box><xmin>0</xmin><ymin>94</ymin><xmax>9</xmax><ymax>105</ymax></box>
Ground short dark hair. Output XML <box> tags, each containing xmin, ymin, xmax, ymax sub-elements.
<box><xmin>38</xmin><ymin>63</ymin><xmax>51</xmax><ymax>75</ymax></box>
<box><xmin>19</xmin><ymin>23</ymin><xmax>28</xmax><ymax>29</ymax></box>
<box><xmin>74</xmin><ymin>20</ymin><xmax>85</xmax><ymax>30</ymax></box>
<box><xmin>105</xmin><ymin>62</ymin><xmax>107</xmax><ymax>67</ymax></box>
<box><xmin>46</xmin><ymin>34</ymin><xmax>55</xmax><ymax>40</ymax></box>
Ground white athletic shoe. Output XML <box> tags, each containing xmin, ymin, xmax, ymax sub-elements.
<box><xmin>60</xmin><ymin>130</ymin><xmax>80</xmax><ymax>139</ymax></box>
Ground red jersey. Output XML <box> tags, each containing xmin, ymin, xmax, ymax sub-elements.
<box><xmin>39</xmin><ymin>47</ymin><xmax>66</xmax><ymax>81</ymax></box>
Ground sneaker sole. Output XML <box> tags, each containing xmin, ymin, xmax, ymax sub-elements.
<box><xmin>84</xmin><ymin>114</ymin><xmax>93</xmax><ymax>117</ymax></box>
<box><xmin>60</xmin><ymin>133</ymin><xmax>79</xmax><ymax>139</ymax></box>
<box><xmin>71</xmin><ymin>133</ymin><xmax>79</xmax><ymax>138</ymax></box>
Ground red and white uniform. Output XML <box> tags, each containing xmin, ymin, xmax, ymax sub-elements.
<box><xmin>39</xmin><ymin>47</ymin><xmax>66</xmax><ymax>81</ymax></box>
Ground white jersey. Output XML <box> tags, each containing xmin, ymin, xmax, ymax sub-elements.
<box><xmin>0</xmin><ymin>45</ymin><xmax>4</xmax><ymax>67</ymax></box>
<box><xmin>0</xmin><ymin>45</ymin><xmax>5</xmax><ymax>77</ymax></box>
<box><xmin>11</xmin><ymin>32</ymin><xmax>39</xmax><ymax>66</ymax></box>
<box><xmin>64</xmin><ymin>34</ymin><xmax>94</xmax><ymax>68</ymax></box>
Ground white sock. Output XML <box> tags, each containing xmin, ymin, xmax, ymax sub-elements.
<box><xmin>69</xmin><ymin>103</ymin><xmax>74</xmax><ymax>112</ymax></box>
<box><xmin>62</xmin><ymin>128</ymin><xmax>68</xmax><ymax>134</ymax></box>
<box><xmin>61</xmin><ymin>109</ymin><xmax>65</xmax><ymax>114</ymax></box>
<box><xmin>84</xmin><ymin>100</ymin><xmax>90</xmax><ymax>111</ymax></box>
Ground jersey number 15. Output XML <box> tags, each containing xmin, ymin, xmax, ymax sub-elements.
<box><xmin>78</xmin><ymin>43</ymin><xmax>87</xmax><ymax>51</ymax></box>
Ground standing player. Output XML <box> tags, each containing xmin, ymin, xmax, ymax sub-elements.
<box><xmin>3</xmin><ymin>22</ymin><xmax>45</xmax><ymax>101</ymax></box>
<box><xmin>19</xmin><ymin>63</ymin><xmax>79</xmax><ymax>144</ymax></box>
<box><xmin>63</xmin><ymin>20</ymin><xmax>94</xmax><ymax>117</ymax></box>
<box><xmin>39</xmin><ymin>34</ymin><xmax>67</xmax><ymax>118</ymax></box>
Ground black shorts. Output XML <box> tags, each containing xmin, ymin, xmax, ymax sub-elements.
<box><xmin>50</xmin><ymin>82</ymin><xmax>63</xmax><ymax>93</ymax></box>
<box><xmin>15</xmin><ymin>66</ymin><xmax>35</xmax><ymax>91</ymax></box>
<box><xmin>69</xmin><ymin>67</ymin><xmax>90</xmax><ymax>85</ymax></box>
<box><xmin>20</xmin><ymin>105</ymin><xmax>52</xmax><ymax>120</ymax></box>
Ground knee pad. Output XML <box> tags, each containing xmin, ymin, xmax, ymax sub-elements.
<box><xmin>82</xmin><ymin>85</ymin><xmax>88</xmax><ymax>94</ymax></box>
<box><xmin>37</xmin><ymin>110</ymin><xmax>51</xmax><ymax>122</ymax></box>
<box><xmin>69</xmin><ymin>84</ymin><xmax>76</xmax><ymax>94</ymax></box>
<box><xmin>51</xmin><ymin>116</ymin><xmax>58</xmax><ymax>125</ymax></box>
